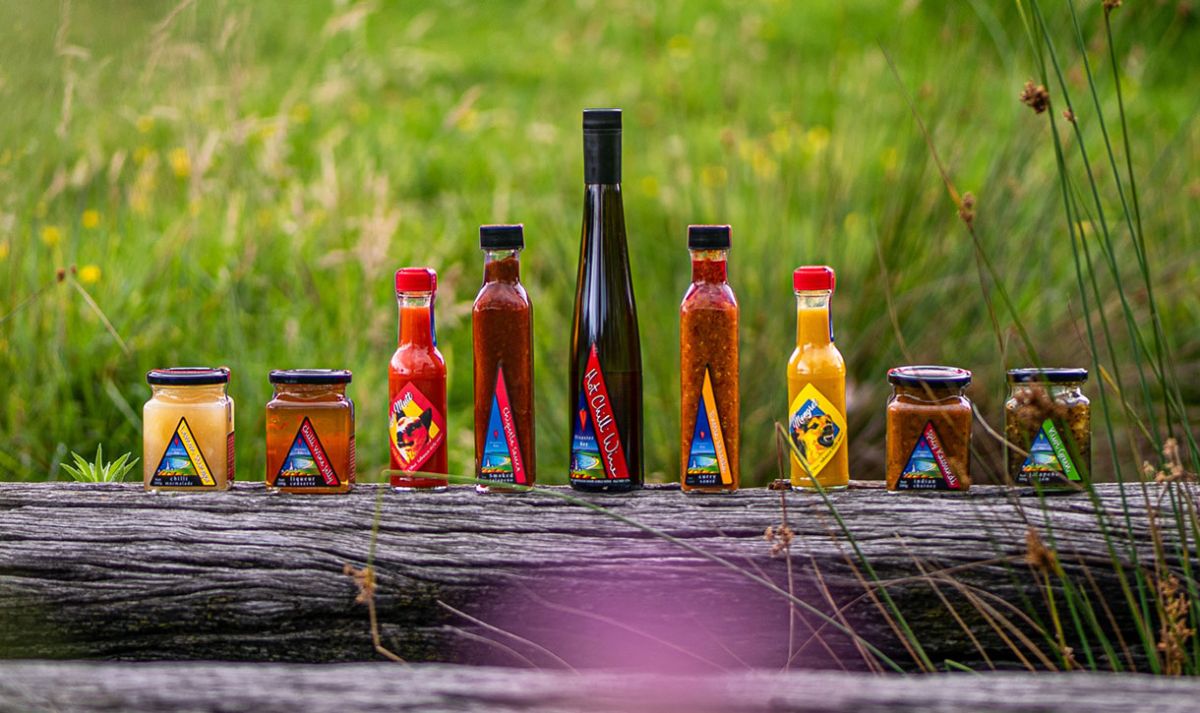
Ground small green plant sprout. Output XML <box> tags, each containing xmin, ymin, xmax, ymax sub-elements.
<box><xmin>59</xmin><ymin>445</ymin><xmax>139</xmax><ymax>483</ymax></box>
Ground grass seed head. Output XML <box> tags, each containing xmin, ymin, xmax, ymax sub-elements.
<box><xmin>1020</xmin><ymin>81</ymin><xmax>1050</xmax><ymax>114</ymax></box>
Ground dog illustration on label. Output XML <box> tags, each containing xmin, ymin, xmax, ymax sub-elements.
<box><xmin>787</xmin><ymin>384</ymin><xmax>845</xmax><ymax>476</ymax></box>
<box><xmin>389</xmin><ymin>386</ymin><xmax>443</xmax><ymax>469</ymax></box>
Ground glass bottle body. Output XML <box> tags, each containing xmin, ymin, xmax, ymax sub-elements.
<box><xmin>786</xmin><ymin>291</ymin><xmax>849</xmax><ymax>489</ymax></box>
<box><xmin>390</xmin><ymin>292</ymin><xmax>448</xmax><ymax>489</ymax></box>
<box><xmin>569</xmin><ymin>183</ymin><xmax>643</xmax><ymax>492</ymax></box>
<box><xmin>473</xmin><ymin>248</ymin><xmax>536</xmax><ymax>492</ymax></box>
<box><xmin>680</xmin><ymin>249</ymin><xmax>739</xmax><ymax>493</ymax></box>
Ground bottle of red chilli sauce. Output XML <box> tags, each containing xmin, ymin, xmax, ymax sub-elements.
<box><xmin>389</xmin><ymin>267</ymin><xmax>449</xmax><ymax>490</ymax></box>
<box><xmin>886</xmin><ymin>366</ymin><xmax>973</xmax><ymax>492</ymax></box>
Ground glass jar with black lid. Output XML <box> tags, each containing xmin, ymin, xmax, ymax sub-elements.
<box><xmin>886</xmin><ymin>366</ymin><xmax>973</xmax><ymax>492</ymax></box>
<box><xmin>265</xmin><ymin>369</ymin><xmax>355</xmax><ymax>494</ymax></box>
<box><xmin>1004</xmin><ymin>368</ymin><xmax>1090</xmax><ymax>487</ymax></box>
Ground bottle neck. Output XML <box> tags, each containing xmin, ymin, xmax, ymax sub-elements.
<box><xmin>795</xmin><ymin>290</ymin><xmax>833</xmax><ymax>347</ymax></box>
<box><xmin>689</xmin><ymin>249</ymin><xmax>728</xmax><ymax>283</ymax></box>
<box><xmin>483</xmin><ymin>249</ymin><xmax>522</xmax><ymax>283</ymax></box>
<box><xmin>397</xmin><ymin>292</ymin><xmax>434</xmax><ymax>348</ymax></box>
<box><xmin>272</xmin><ymin>383</ymin><xmax>346</xmax><ymax>401</ymax></box>
<box><xmin>584</xmin><ymin>130</ymin><xmax>621</xmax><ymax>185</ymax></box>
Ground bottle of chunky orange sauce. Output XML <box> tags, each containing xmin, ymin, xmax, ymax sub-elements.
<box><xmin>679</xmin><ymin>225</ymin><xmax>739</xmax><ymax>493</ymax></box>
<box><xmin>787</xmin><ymin>266</ymin><xmax>849</xmax><ymax>489</ymax></box>
<box><xmin>389</xmin><ymin>267</ymin><xmax>448</xmax><ymax>490</ymax></box>
<box><xmin>472</xmin><ymin>224</ymin><xmax>535</xmax><ymax>492</ymax></box>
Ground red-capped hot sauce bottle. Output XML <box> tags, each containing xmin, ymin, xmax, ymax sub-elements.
<box><xmin>473</xmin><ymin>224</ymin><xmax>535</xmax><ymax>492</ymax></box>
<box><xmin>569</xmin><ymin>108</ymin><xmax>643</xmax><ymax>492</ymax></box>
<box><xmin>680</xmin><ymin>225</ymin><xmax>739</xmax><ymax>493</ymax></box>
<box><xmin>389</xmin><ymin>267</ymin><xmax>448</xmax><ymax>489</ymax></box>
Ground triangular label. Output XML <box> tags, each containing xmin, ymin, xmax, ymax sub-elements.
<box><xmin>897</xmin><ymin>421</ymin><xmax>961</xmax><ymax>490</ymax></box>
<box><xmin>481</xmin><ymin>365</ymin><xmax>527</xmax><ymax>485</ymax></box>
<box><xmin>685</xmin><ymin>368</ymin><xmax>732</xmax><ymax>487</ymax></box>
<box><xmin>1018</xmin><ymin>419</ymin><xmax>1081</xmax><ymax>484</ymax></box>
<box><xmin>569</xmin><ymin>344</ymin><xmax>629</xmax><ymax>481</ymax></box>
<box><xmin>151</xmin><ymin>417</ymin><xmax>216</xmax><ymax>487</ymax></box>
<box><xmin>275</xmin><ymin>417</ymin><xmax>339</xmax><ymax>488</ymax></box>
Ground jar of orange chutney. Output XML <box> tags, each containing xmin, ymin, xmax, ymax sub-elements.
<box><xmin>265</xmin><ymin>369</ymin><xmax>355</xmax><ymax>494</ymax></box>
<box><xmin>886</xmin><ymin>366</ymin><xmax>973</xmax><ymax>492</ymax></box>
<box><xmin>144</xmin><ymin>367</ymin><xmax>235</xmax><ymax>491</ymax></box>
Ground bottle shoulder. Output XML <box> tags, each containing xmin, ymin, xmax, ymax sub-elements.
<box><xmin>681</xmin><ymin>282</ymin><xmax>738</xmax><ymax>311</ymax></box>
<box><xmin>787</xmin><ymin>344</ymin><xmax>846</xmax><ymax>373</ymax></box>
<box><xmin>474</xmin><ymin>282</ymin><xmax>531</xmax><ymax>313</ymax></box>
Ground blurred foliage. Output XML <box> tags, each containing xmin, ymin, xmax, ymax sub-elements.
<box><xmin>0</xmin><ymin>0</ymin><xmax>1195</xmax><ymax>483</ymax></box>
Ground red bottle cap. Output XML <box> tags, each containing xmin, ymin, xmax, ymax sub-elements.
<box><xmin>395</xmin><ymin>267</ymin><xmax>437</xmax><ymax>293</ymax></box>
<box><xmin>793</xmin><ymin>265</ymin><xmax>835</xmax><ymax>292</ymax></box>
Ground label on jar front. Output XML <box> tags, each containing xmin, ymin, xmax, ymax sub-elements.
<box><xmin>570</xmin><ymin>344</ymin><xmax>630</xmax><ymax>482</ymax></box>
<box><xmin>481</xmin><ymin>365</ymin><xmax>527</xmax><ymax>485</ymax></box>
<box><xmin>897</xmin><ymin>421</ymin><xmax>962</xmax><ymax>490</ymax></box>
<box><xmin>685</xmin><ymin>368</ymin><xmax>732</xmax><ymax>487</ymax></box>
<box><xmin>1018</xmin><ymin>419</ymin><xmax>1081</xmax><ymax>484</ymax></box>
<box><xmin>389</xmin><ymin>383</ymin><xmax>445</xmax><ymax>471</ymax></box>
<box><xmin>787</xmin><ymin>384</ymin><xmax>846</xmax><ymax>477</ymax></box>
<box><xmin>151</xmin><ymin>417</ymin><xmax>216</xmax><ymax>488</ymax></box>
<box><xmin>275</xmin><ymin>417</ymin><xmax>340</xmax><ymax>488</ymax></box>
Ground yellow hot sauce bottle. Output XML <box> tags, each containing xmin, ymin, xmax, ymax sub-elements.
<box><xmin>786</xmin><ymin>266</ymin><xmax>849</xmax><ymax>489</ymax></box>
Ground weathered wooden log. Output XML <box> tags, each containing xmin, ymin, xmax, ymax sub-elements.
<box><xmin>0</xmin><ymin>482</ymin><xmax>1190</xmax><ymax>670</ymax></box>
<box><xmin>2</xmin><ymin>661</ymin><xmax>1200</xmax><ymax>713</ymax></box>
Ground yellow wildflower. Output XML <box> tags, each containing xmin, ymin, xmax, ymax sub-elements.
<box><xmin>639</xmin><ymin>175</ymin><xmax>660</xmax><ymax>198</ymax></box>
<box><xmin>169</xmin><ymin>147</ymin><xmax>191</xmax><ymax>178</ymax></box>
<box><xmin>40</xmin><ymin>225</ymin><xmax>63</xmax><ymax>247</ymax></box>
<box><xmin>804</xmin><ymin>126</ymin><xmax>831</xmax><ymax>154</ymax></box>
<box><xmin>81</xmin><ymin>209</ymin><xmax>101</xmax><ymax>229</ymax></box>
<box><xmin>78</xmin><ymin>264</ymin><xmax>101</xmax><ymax>285</ymax></box>
<box><xmin>667</xmin><ymin>34</ymin><xmax>693</xmax><ymax>59</ymax></box>
<box><xmin>289</xmin><ymin>102</ymin><xmax>311</xmax><ymax>125</ymax></box>
<box><xmin>133</xmin><ymin>146</ymin><xmax>154</xmax><ymax>165</ymax></box>
<box><xmin>751</xmin><ymin>146</ymin><xmax>778</xmax><ymax>181</ymax></box>
<box><xmin>136</xmin><ymin>115</ymin><xmax>154</xmax><ymax>134</ymax></box>
<box><xmin>0</xmin><ymin>240</ymin><xmax>9</xmax><ymax>261</ymax></box>
<box><xmin>880</xmin><ymin>147</ymin><xmax>899</xmax><ymax>173</ymax></box>
<box><xmin>769</xmin><ymin>126</ymin><xmax>793</xmax><ymax>155</ymax></box>
<box><xmin>700</xmin><ymin>165</ymin><xmax>728</xmax><ymax>188</ymax></box>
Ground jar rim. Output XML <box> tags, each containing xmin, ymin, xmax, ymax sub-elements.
<box><xmin>269</xmin><ymin>369</ymin><xmax>352</xmax><ymax>385</ymax></box>
<box><xmin>147</xmin><ymin>367</ymin><xmax>229</xmax><ymax>386</ymax></box>
<box><xmin>888</xmin><ymin>365</ymin><xmax>972</xmax><ymax>388</ymax></box>
<box><xmin>1007</xmin><ymin>367</ymin><xmax>1088</xmax><ymax>384</ymax></box>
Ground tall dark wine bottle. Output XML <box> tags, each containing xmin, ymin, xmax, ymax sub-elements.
<box><xmin>568</xmin><ymin>108</ymin><xmax>643</xmax><ymax>492</ymax></box>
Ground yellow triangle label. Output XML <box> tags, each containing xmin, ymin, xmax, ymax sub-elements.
<box><xmin>787</xmin><ymin>383</ymin><xmax>846</xmax><ymax>477</ymax></box>
<box><xmin>151</xmin><ymin>417</ymin><xmax>216</xmax><ymax>487</ymax></box>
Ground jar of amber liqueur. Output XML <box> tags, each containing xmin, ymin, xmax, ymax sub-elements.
<box><xmin>1005</xmin><ymin>368</ymin><xmax>1090</xmax><ymax>487</ymax></box>
<box><xmin>144</xmin><ymin>367</ymin><xmax>235</xmax><ymax>491</ymax></box>
<box><xmin>886</xmin><ymin>366</ymin><xmax>972</xmax><ymax>492</ymax></box>
<box><xmin>266</xmin><ymin>369</ymin><xmax>355</xmax><ymax>493</ymax></box>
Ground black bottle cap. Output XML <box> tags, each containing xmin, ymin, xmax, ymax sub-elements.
<box><xmin>583</xmin><ymin>108</ymin><xmax>621</xmax><ymax>184</ymax></box>
<box><xmin>147</xmin><ymin>367</ymin><xmax>230</xmax><ymax>386</ymax></box>
<box><xmin>687</xmin><ymin>225</ymin><xmax>731</xmax><ymax>250</ymax></box>
<box><xmin>269</xmin><ymin>369</ymin><xmax>352</xmax><ymax>385</ymax></box>
<box><xmin>479</xmin><ymin>224</ymin><xmax>525</xmax><ymax>250</ymax></box>
<box><xmin>887</xmin><ymin>365</ymin><xmax>972</xmax><ymax>388</ymax></box>
<box><xmin>583</xmin><ymin>108</ymin><xmax>622</xmax><ymax>134</ymax></box>
<box><xmin>1007</xmin><ymin>368</ymin><xmax>1088</xmax><ymax>384</ymax></box>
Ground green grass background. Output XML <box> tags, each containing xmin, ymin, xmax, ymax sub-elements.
<box><xmin>0</xmin><ymin>0</ymin><xmax>1195</xmax><ymax>484</ymax></box>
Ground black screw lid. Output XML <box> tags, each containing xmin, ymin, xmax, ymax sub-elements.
<box><xmin>147</xmin><ymin>367</ymin><xmax>230</xmax><ymax>386</ymax></box>
<box><xmin>583</xmin><ymin>108</ymin><xmax>622</xmax><ymax>134</ymax></box>
<box><xmin>688</xmin><ymin>225</ymin><xmax>731</xmax><ymax>250</ymax></box>
<box><xmin>888</xmin><ymin>365</ymin><xmax>972</xmax><ymax>388</ymax></box>
<box><xmin>1007</xmin><ymin>368</ymin><xmax>1088</xmax><ymax>384</ymax></box>
<box><xmin>269</xmin><ymin>369</ymin><xmax>352</xmax><ymax>385</ymax></box>
<box><xmin>480</xmin><ymin>224</ymin><xmax>525</xmax><ymax>250</ymax></box>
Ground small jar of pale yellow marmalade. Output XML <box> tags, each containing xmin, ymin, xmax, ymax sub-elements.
<box><xmin>265</xmin><ymin>369</ymin><xmax>355</xmax><ymax>494</ymax></box>
<box><xmin>144</xmin><ymin>367</ymin><xmax>235</xmax><ymax>491</ymax></box>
